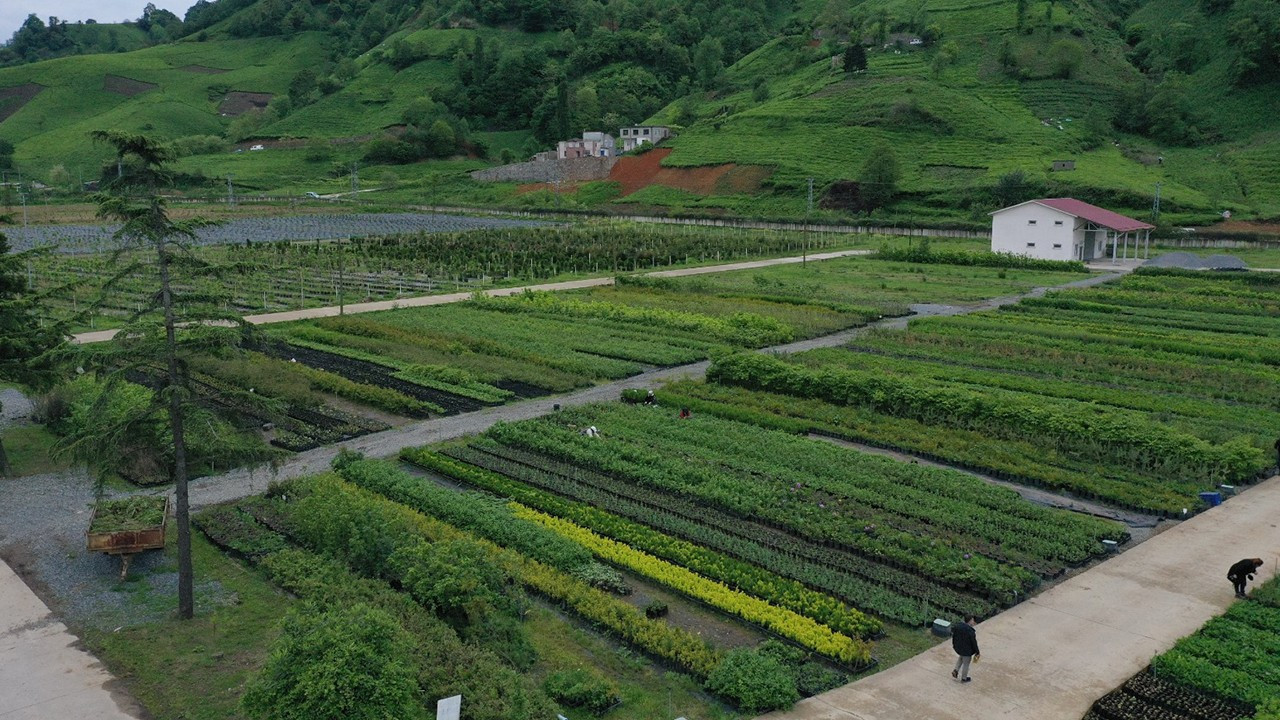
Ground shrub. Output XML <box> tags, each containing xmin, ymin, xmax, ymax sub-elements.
<box><xmin>543</xmin><ymin>669</ymin><xmax>620</xmax><ymax>715</ymax></box>
<box><xmin>795</xmin><ymin>661</ymin><xmax>848</xmax><ymax>696</ymax></box>
<box><xmin>331</xmin><ymin>448</ymin><xmax>364</xmax><ymax>472</ymax></box>
<box><xmin>242</xmin><ymin>602</ymin><xmax>422</xmax><ymax>720</ymax></box>
<box><xmin>707</xmin><ymin>649</ymin><xmax>800</xmax><ymax>712</ymax></box>
<box><xmin>571</xmin><ymin>561</ymin><xmax>630</xmax><ymax>594</ymax></box>
<box><xmin>644</xmin><ymin>600</ymin><xmax>669</xmax><ymax>618</ymax></box>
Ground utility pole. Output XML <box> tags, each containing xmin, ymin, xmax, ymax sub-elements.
<box><xmin>351</xmin><ymin>161</ymin><xmax>359</xmax><ymax>194</ymax></box>
<box><xmin>226</xmin><ymin>174</ymin><xmax>235</xmax><ymax>206</ymax></box>
<box><xmin>804</xmin><ymin>176</ymin><xmax>814</xmax><ymax>267</ymax></box>
<box><xmin>1151</xmin><ymin>182</ymin><xmax>1162</xmax><ymax>225</ymax></box>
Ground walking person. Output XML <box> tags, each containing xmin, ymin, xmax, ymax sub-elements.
<box><xmin>1228</xmin><ymin>558</ymin><xmax>1264</xmax><ymax>598</ymax></box>
<box><xmin>1274</xmin><ymin>436</ymin><xmax>1280</xmax><ymax>470</ymax></box>
<box><xmin>951</xmin><ymin>615</ymin><xmax>979</xmax><ymax>683</ymax></box>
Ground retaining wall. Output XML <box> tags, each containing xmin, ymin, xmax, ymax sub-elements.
<box><xmin>470</xmin><ymin>157</ymin><xmax>618</xmax><ymax>183</ymax></box>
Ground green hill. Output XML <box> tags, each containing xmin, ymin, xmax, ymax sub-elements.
<box><xmin>0</xmin><ymin>0</ymin><xmax>1276</xmax><ymax>225</ymax></box>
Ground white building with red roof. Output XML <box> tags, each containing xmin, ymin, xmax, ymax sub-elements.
<box><xmin>990</xmin><ymin>198</ymin><xmax>1155</xmax><ymax>262</ymax></box>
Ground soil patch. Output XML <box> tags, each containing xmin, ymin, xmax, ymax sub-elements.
<box><xmin>608</xmin><ymin>148</ymin><xmax>770</xmax><ymax>198</ymax></box>
<box><xmin>103</xmin><ymin>75</ymin><xmax>158</xmax><ymax>97</ymax></box>
<box><xmin>178</xmin><ymin>64</ymin><xmax>227</xmax><ymax>74</ymax></box>
<box><xmin>218</xmin><ymin>91</ymin><xmax>273</xmax><ymax>117</ymax></box>
<box><xmin>0</xmin><ymin>82</ymin><xmax>44</xmax><ymax>122</ymax></box>
<box><xmin>608</xmin><ymin>148</ymin><xmax>673</xmax><ymax>196</ymax></box>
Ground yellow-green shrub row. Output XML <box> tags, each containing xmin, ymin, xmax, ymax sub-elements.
<box><xmin>513</xmin><ymin>505</ymin><xmax>872</xmax><ymax>666</ymax></box>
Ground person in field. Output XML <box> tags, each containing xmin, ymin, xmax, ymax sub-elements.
<box><xmin>1228</xmin><ymin>558</ymin><xmax>1264</xmax><ymax>598</ymax></box>
<box><xmin>951</xmin><ymin>615</ymin><xmax>980</xmax><ymax>683</ymax></box>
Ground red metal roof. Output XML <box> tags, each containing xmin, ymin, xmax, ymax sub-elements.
<box><xmin>1034</xmin><ymin>198</ymin><xmax>1154</xmax><ymax>232</ymax></box>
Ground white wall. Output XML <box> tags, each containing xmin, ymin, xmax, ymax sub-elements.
<box><xmin>991</xmin><ymin>203</ymin><xmax>1078</xmax><ymax>261</ymax></box>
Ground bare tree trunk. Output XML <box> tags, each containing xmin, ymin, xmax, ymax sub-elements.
<box><xmin>157</xmin><ymin>233</ymin><xmax>193</xmax><ymax>620</ymax></box>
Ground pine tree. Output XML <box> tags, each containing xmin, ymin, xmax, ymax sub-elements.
<box><xmin>0</xmin><ymin>232</ymin><xmax>65</xmax><ymax>476</ymax></box>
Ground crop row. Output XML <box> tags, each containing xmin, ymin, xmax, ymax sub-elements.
<box><xmin>403</xmin><ymin>447</ymin><xmax>903</xmax><ymax>633</ymax></box>
<box><xmin>707</xmin><ymin>353</ymin><xmax>1262</xmax><ymax>488</ymax></box>
<box><xmin>658</xmin><ymin>379</ymin><xmax>1200</xmax><ymax>516</ymax></box>
<box><xmin>272</xmin><ymin>473</ymin><xmax>726</xmax><ymax>678</ymax></box>
<box><xmin>797</xmin><ymin>347</ymin><xmax>1276</xmax><ymax>446</ymax></box>
<box><xmin>482</xmin><ymin>405</ymin><xmax>1126</xmax><ymax>597</ymax></box>
<box><xmin>549</xmin><ymin>404</ymin><xmax>1119</xmax><ymax>567</ymax></box>
<box><xmin>440</xmin><ymin>441</ymin><xmax>993</xmax><ymax>622</ymax></box>
<box><xmin>334</xmin><ymin>457</ymin><xmax>872</xmax><ymax>663</ymax></box>
<box><xmin>191</xmin><ymin>501</ymin><xmax>556</xmax><ymax>716</ymax></box>
<box><xmin>845</xmin><ymin>329</ymin><xmax>1280</xmax><ymax>413</ymax></box>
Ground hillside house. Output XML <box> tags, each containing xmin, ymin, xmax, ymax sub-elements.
<box><xmin>990</xmin><ymin>198</ymin><xmax>1154</xmax><ymax>262</ymax></box>
<box><xmin>619</xmin><ymin>126</ymin><xmax>671</xmax><ymax>152</ymax></box>
<box><xmin>558</xmin><ymin>132</ymin><xmax>616</xmax><ymax>159</ymax></box>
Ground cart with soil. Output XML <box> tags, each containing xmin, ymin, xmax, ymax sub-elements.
<box><xmin>86</xmin><ymin>496</ymin><xmax>169</xmax><ymax>579</ymax></box>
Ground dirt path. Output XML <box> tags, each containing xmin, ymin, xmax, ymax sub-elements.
<box><xmin>70</xmin><ymin>249</ymin><xmax>876</xmax><ymax>345</ymax></box>
<box><xmin>759</xmin><ymin>474</ymin><xmax>1280</xmax><ymax>720</ymax></box>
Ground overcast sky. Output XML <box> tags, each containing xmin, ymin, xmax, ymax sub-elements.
<box><xmin>2</xmin><ymin>1</ymin><xmax>199</xmax><ymax>44</ymax></box>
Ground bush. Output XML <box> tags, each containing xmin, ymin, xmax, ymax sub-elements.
<box><xmin>571</xmin><ymin>561</ymin><xmax>630</xmax><ymax>594</ymax></box>
<box><xmin>242</xmin><ymin>602</ymin><xmax>422</xmax><ymax>720</ymax></box>
<box><xmin>706</xmin><ymin>649</ymin><xmax>800</xmax><ymax>712</ymax></box>
<box><xmin>543</xmin><ymin>669</ymin><xmax>620</xmax><ymax>715</ymax></box>
<box><xmin>795</xmin><ymin>661</ymin><xmax>848</xmax><ymax>696</ymax></box>
<box><xmin>169</xmin><ymin>134</ymin><xmax>228</xmax><ymax>157</ymax></box>
<box><xmin>644</xmin><ymin>600</ymin><xmax>668</xmax><ymax>618</ymax></box>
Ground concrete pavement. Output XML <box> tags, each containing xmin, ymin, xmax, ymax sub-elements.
<box><xmin>0</xmin><ymin>560</ymin><xmax>145</xmax><ymax>720</ymax></box>
<box><xmin>760</xmin><ymin>475</ymin><xmax>1280</xmax><ymax>720</ymax></box>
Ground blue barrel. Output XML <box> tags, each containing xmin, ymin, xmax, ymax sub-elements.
<box><xmin>1198</xmin><ymin>491</ymin><xmax>1222</xmax><ymax>507</ymax></box>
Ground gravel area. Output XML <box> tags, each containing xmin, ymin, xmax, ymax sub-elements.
<box><xmin>0</xmin><ymin>387</ymin><xmax>33</xmax><ymax>427</ymax></box>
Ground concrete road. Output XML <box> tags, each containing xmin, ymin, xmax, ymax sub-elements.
<box><xmin>0</xmin><ymin>561</ymin><xmax>145</xmax><ymax>720</ymax></box>
<box><xmin>759</xmin><ymin>475</ymin><xmax>1280</xmax><ymax>720</ymax></box>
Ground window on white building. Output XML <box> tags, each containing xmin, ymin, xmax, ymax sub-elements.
<box><xmin>1028</xmin><ymin>220</ymin><xmax>1037</xmax><ymax>226</ymax></box>
<box><xmin>1053</xmin><ymin>244</ymin><xmax>1062</xmax><ymax>248</ymax></box>
<box><xmin>1054</xmin><ymin>220</ymin><xmax>1064</xmax><ymax>226</ymax></box>
<box><xmin>1027</xmin><ymin>243</ymin><xmax>1036</xmax><ymax>248</ymax></box>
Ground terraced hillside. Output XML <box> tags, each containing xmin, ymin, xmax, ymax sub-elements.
<box><xmin>0</xmin><ymin>0</ymin><xmax>1276</xmax><ymax>222</ymax></box>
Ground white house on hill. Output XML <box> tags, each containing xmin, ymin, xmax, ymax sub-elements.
<box><xmin>990</xmin><ymin>198</ymin><xmax>1154</xmax><ymax>262</ymax></box>
<box><xmin>557</xmin><ymin>132</ymin><xmax>616</xmax><ymax>159</ymax></box>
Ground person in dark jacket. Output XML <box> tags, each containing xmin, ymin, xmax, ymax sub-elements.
<box><xmin>1228</xmin><ymin>558</ymin><xmax>1264</xmax><ymax>598</ymax></box>
<box><xmin>951</xmin><ymin>615</ymin><xmax>979</xmax><ymax>682</ymax></box>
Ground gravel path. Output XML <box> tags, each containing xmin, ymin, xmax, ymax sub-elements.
<box><xmin>0</xmin><ymin>387</ymin><xmax>33</xmax><ymax>427</ymax></box>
